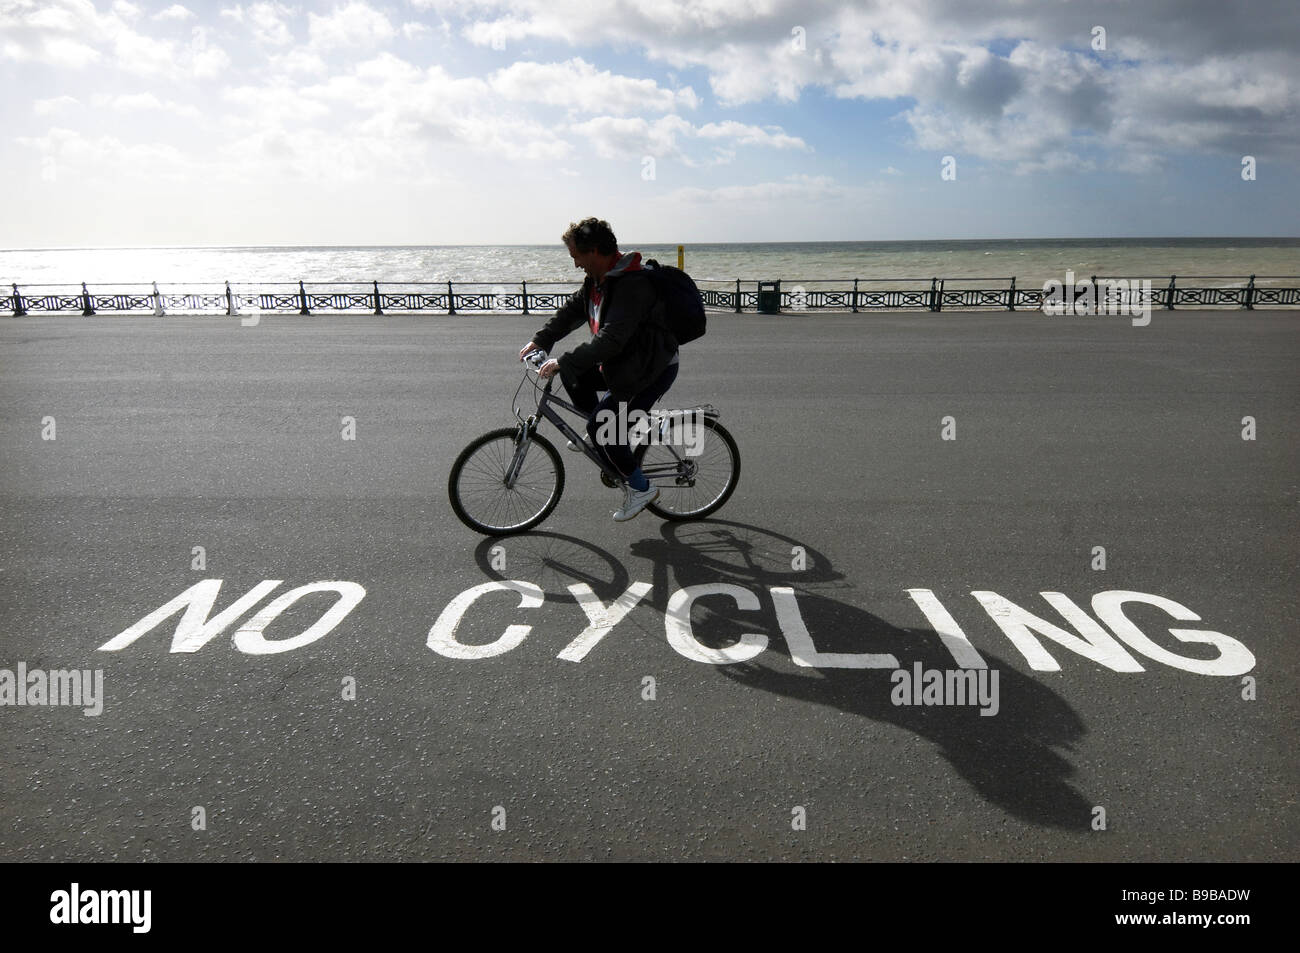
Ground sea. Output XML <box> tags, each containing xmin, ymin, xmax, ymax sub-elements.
<box><xmin>1</xmin><ymin>238</ymin><xmax>1296</xmax><ymax>293</ymax></box>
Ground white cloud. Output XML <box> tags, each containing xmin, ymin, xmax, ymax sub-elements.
<box><xmin>566</xmin><ymin>114</ymin><xmax>695</xmax><ymax>161</ymax></box>
<box><xmin>1109</xmin><ymin>152</ymin><xmax>1165</xmax><ymax>175</ymax></box>
<box><xmin>401</xmin><ymin>21</ymin><xmax>430</xmax><ymax>39</ymax></box>
<box><xmin>703</xmin><ymin>41</ymin><xmax>834</xmax><ymax>105</ymax></box>
<box><xmin>33</xmin><ymin>95</ymin><xmax>83</xmax><ymax>115</ymax></box>
<box><xmin>250</xmin><ymin>2</ymin><xmax>293</xmax><ymax>45</ymax></box>
<box><xmin>695</xmin><ymin>120</ymin><xmax>806</xmax><ymax>150</ymax></box>
<box><xmin>565</xmin><ymin>113</ymin><xmax>806</xmax><ymax>164</ymax></box>
<box><xmin>16</xmin><ymin>127</ymin><xmax>196</xmax><ymax>183</ymax></box>
<box><xmin>192</xmin><ymin>44</ymin><xmax>232</xmax><ymax>79</ymax></box>
<box><xmin>489</xmin><ymin>58</ymin><xmax>699</xmax><ymax>115</ymax></box>
<box><xmin>1013</xmin><ymin>151</ymin><xmax>1097</xmax><ymax>176</ymax></box>
<box><xmin>223</xmin><ymin>83</ymin><xmax>333</xmax><ymax>125</ymax></box>
<box><xmin>153</xmin><ymin>4</ymin><xmax>194</xmax><ymax>21</ymax></box>
<box><xmin>0</xmin><ymin>0</ymin><xmax>104</xmax><ymax>69</ymax></box>
<box><xmin>0</xmin><ymin>0</ymin><xmax>229</xmax><ymax>78</ymax></box>
<box><xmin>296</xmin><ymin>53</ymin><xmax>570</xmax><ymax>161</ymax></box>
<box><xmin>109</xmin><ymin>20</ymin><xmax>182</xmax><ymax>75</ymax></box>
<box><xmin>274</xmin><ymin>48</ymin><xmax>329</xmax><ymax>75</ymax></box>
<box><xmin>449</xmin><ymin>112</ymin><xmax>572</xmax><ymax>160</ymax></box>
<box><xmin>420</xmin><ymin>0</ymin><xmax>1300</xmax><ymax>168</ymax></box>
<box><xmin>669</xmin><ymin>174</ymin><xmax>843</xmax><ymax>204</ymax></box>
<box><xmin>221</xmin><ymin>2</ymin><xmax>294</xmax><ymax>46</ymax></box>
<box><xmin>308</xmin><ymin>1</ymin><xmax>396</xmax><ymax>51</ymax></box>
<box><xmin>92</xmin><ymin>92</ymin><xmax>202</xmax><ymax>118</ymax></box>
<box><xmin>98</xmin><ymin>92</ymin><xmax>161</xmax><ymax>109</ymax></box>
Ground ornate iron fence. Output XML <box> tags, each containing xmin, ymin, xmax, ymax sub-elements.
<box><xmin>5</xmin><ymin>276</ymin><xmax>1298</xmax><ymax>316</ymax></box>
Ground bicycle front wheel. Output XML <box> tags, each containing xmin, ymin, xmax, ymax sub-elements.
<box><xmin>643</xmin><ymin>417</ymin><xmax>740</xmax><ymax>521</ymax></box>
<box><xmin>448</xmin><ymin>427</ymin><xmax>565</xmax><ymax>535</ymax></box>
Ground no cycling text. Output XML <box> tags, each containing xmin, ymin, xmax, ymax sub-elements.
<box><xmin>96</xmin><ymin>578</ymin><xmax>1255</xmax><ymax>677</ymax></box>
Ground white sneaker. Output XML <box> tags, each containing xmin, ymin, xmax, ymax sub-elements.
<box><xmin>613</xmin><ymin>484</ymin><xmax>659</xmax><ymax>522</ymax></box>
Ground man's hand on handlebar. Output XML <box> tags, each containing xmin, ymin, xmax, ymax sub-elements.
<box><xmin>519</xmin><ymin>342</ymin><xmax>560</xmax><ymax>380</ymax></box>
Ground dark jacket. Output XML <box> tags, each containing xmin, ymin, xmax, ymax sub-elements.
<box><xmin>531</xmin><ymin>253</ymin><xmax>677</xmax><ymax>401</ymax></box>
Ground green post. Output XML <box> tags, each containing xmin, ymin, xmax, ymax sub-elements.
<box><xmin>852</xmin><ymin>278</ymin><xmax>859</xmax><ymax>313</ymax></box>
<box><xmin>12</xmin><ymin>283</ymin><xmax>25</xmax><ymax>316</ymax></box>
<box><xmin>930</xmin><ymin>278</ymin><xmax>945</xmax><ymax>312</ymax></box>
<box><xmin>734</xmin><ymin>279</ymin><xmax>741</xmax><ymax>313</ymax></box>
<box><xmin>447</xmin><ymin>280</ymin><xmax>456</xmax><ymax>315</ymax></box>
<box><xmin>373</xmin><ymin>280</ymin><xmax>383</xmax><ymax>315</ymax></box>
<box><xmin>299</xmin><ymin>280</ymin><xmax>310</xmax><ymax>315</ymax></box>
<box><xmin>1244</xmin><ymin>275</ymin><xmax>1255</xmax><ymax>310</ymax></box>
<box><xmin>81</xmin><ymin>282</ymin><xmax>94</xmax><ymax>316</ymax></box>
<box><xmin>521</xmin><ymin>280</ymin><xmax>529</xmax><ymax>315</ymax></box>
<box><xmin>1008</xmin><ymin>276</ymin><xmax>1016</xmax><ymax>311</ymax></box>
<box><xmin>1166</xmin><ymin>275</ymin><xmax>1176</xmax><ymax>310</ymax></box>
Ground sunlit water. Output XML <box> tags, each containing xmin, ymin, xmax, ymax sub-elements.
<box><xmin>2</xmin><ymin>238</ymin><xmax>1296</xmax><ymax>291</ymax></box>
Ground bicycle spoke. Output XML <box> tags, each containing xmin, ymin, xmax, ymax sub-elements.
<box><xmin>639</xmin><ymin>417</ymin><xmax>739</xmax><ymax>519</ymax></box>
<box><xmin>449</xmin><ymin>430</ymin><xmax>565</xmax><ymax>534</ymax></box>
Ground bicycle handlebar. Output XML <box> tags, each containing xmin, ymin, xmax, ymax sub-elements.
<box><xmin>520</xmin><ymin>348</ymin><xmax>555</xmax><ymax>395</ymax></box>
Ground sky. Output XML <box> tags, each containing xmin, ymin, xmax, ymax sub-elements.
<box><xmin>1</xmin><ymin>0</ymin><xmax>1298</xmax><ymax>246</ymax></box>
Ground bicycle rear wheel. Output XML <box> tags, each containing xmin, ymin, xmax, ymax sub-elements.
<box><xmin>448</xmin><ymin>427</ymin><xmax>565</xmax><ymax>535</ymax></box>
<box><xmin>642</xmin><ymin>417</ymin><xmax>740</xmax><ymax>521</ymax></box>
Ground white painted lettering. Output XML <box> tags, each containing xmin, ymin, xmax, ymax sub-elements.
<box><xmin>971</xmin><ymin>590</ymin><xmax>1144</xmax><ymax>672</ymax></box>
<box><xmin>427</xmin><ymin>581</ymin><xmax>544</xmax><ymax>660</ymax></box>
<box><xmin>557</xmin><ymin>582</ymin><xmax>653</xmax><ymax>662</ymax></box>
<box><xmin>1091</xmin><ymin>591</ymin><xmax>1255</xmax><ymax>675</ymax></box>
<box><xmin>665</xmin><ymin>584</ymin><xmax>766</xmax><ymax>664</ymax></box>
<box><xmin>231</xmin><ymin>581</ymin><xmax>366</xmax><ymax>655</ymax></box>
<box><xmin>99</xmin><ymin>579</ymin><xmax>282</xmax><ymax>653</ymax></box>
<box><xmin>771</xmin><ymin>587</ymin><xmax>897</xmax><ymax>668</ymax></box>
<box><xmin>905</xmin><ymin>588</ymin><xmax>987</xmax><ymax>668</ymax></box>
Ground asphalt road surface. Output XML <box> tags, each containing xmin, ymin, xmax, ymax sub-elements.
<box><xmin>1</xmin><ymin>309</ymin><xmax>1296</xmax><ymax>861</ymax></box>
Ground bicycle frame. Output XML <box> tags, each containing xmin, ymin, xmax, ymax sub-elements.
<box><xmin>506</xmin><ymin>371</ymin><xmax>708</xmax><ymax>491</ymax></box>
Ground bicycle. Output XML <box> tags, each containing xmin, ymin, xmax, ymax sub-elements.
<box><xmin>448</xmin><ymin>351</ymin><xmax>740</xmax><ymax>535</ymax></box>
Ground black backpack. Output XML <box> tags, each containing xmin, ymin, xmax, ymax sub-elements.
<box><xmin>642</xmin><ymin>259</ymin><xmax>706</xmax><ymax>345</ymax></box>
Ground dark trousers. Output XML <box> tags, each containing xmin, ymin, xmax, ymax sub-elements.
<box><xmin>564</xmin><ymin>362</ymin><xmax>679</xmax><ymax>480</ymax></box>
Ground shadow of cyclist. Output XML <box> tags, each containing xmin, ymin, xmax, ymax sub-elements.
<box><xmin>468</xmin><ymin>519</ymin><xmax>1092</xmax><ymax>829</ymax></box>
<box><xmin>473</xmin><ymin>532</ymin><xmax>631</xmax><ymax>603</ymax></box>
<box><xmin>627</xmin><ymin>518</ymin><xmax>1092</xmax><ymax>831</ymax></box>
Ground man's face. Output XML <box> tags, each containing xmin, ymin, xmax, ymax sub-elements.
<box><xmin>566</xmin><ymin>242</ymin><xmax>602</xmax><ymax>280</ymax></box>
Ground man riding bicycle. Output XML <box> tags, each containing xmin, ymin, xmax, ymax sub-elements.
<box><xmin>519</xmin><ymin>217</ymin><xmax>679</xmax><ymax>522</ymax></box>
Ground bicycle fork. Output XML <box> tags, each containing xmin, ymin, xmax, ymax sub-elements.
<box><xmin>504</xmin><ymin>417</ymin><xmax>538</xmax><ymax>489</ymax></box>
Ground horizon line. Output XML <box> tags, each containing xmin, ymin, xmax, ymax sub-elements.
<box><xmin>3</xmin><ymin>235</ymin><xmax>1299</xmax><ymax>254</ymax></box>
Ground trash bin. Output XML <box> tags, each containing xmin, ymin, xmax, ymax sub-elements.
<box><xmin>757</xmin><ymin>280</ymin><xmax>781</xmax><ymax>314</ymax></box>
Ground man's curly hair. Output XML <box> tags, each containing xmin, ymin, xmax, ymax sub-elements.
<box><xmin>562</xmin><ymin>218</ymin><xmax>618</xmax><ymax>255</ymax></box>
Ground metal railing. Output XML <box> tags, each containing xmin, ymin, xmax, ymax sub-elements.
<box><xmin>5</xmin><ymin>275</ymin><xmax>1298</xmax><ymax>316</ymax></box>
